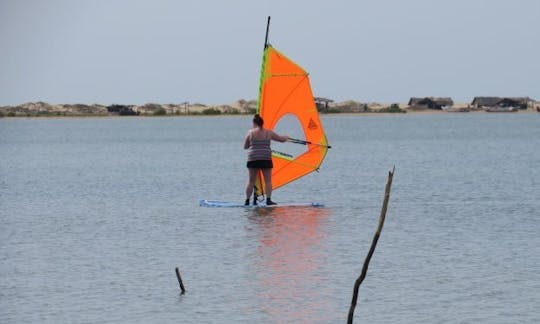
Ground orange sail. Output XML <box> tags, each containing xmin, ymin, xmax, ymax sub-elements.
<box><xmin>254</xmin><ymin>43</ymin><xmax>330</xmax><ymax>198</ymax></box>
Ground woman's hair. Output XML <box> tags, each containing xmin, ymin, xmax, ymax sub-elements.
<box><xmin>252</xmin><ymin>114</ymin><xmax>264</xmax><ymax>127</ymax></box>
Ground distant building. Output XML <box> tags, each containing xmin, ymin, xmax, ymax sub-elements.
<box><xmin>107</xmin><ymin>104</ymin><xmax>139</xmax><ymax>115</ymax></box>
<box><xmin>471</xmin><ymin>97</ymin><xmax>532</xmax><ymax>109</ymax></box>
<box><xmin>314</xmin><ymin>97</ymin><xmax>334</xmax><ymax>111</ymax></box>
<box><xmin>408</xmin><ymin>97</ymin><xmax>454</xmax><ymax>110</ymax></box>
<box><xmin>471</xmin><ymin>97</ymin><xmax>501</xmax><ymax>109</ymax></box>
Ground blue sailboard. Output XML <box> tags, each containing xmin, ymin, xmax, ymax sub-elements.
<box><xmin>199</xmin><ymin>200</ymin><xmax>324</xmax><ymax>208</ymax></box>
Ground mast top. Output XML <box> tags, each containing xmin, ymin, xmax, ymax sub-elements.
<box><xmin>264</xmin><ymin>16</ymin><xmax>271</xmax><ymax>49</ymax></box>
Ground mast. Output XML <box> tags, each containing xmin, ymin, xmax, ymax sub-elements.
<box><xmin>257</xmin><ymin>16</ymin><xmax>271</xmax><ymax>113</ymax></box>
<box><xmin>264</xmin><ymin>16</ymin><xmax>271</xmax><ymax>49</ymax></box>
<box><xmin>254</xmin><ymin>16</ymin><xmax>272</xmax><ymax>204</ymax></box>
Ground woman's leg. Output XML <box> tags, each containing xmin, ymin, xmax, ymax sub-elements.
<box><xmin>245</xmin><ymin>168</ymin><xmax>258</xmax><ymax>200</ymax></box>
<box><xmin>261</xmin><ymin>168</ymin><xmax>272</xmax><ymax>198</ymax></box>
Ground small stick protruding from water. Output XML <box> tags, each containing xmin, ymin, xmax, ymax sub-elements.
<box><xmin>347</xmin><ymin>166</ymin><xmax>395</xmax><ymax>323</ymax></box>
<box><xmin>175</xmin><ymin>267</ymin><xmax>186</xmax><ymax>294</ymax></box>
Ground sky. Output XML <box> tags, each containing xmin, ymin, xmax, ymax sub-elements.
<box><xmin>1</xmin><ymin>0</ymin><xmax>538</xmax><ymax>106</ymax></box>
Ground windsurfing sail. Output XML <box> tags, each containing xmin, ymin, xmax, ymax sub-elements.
<box><xmin>254</xmin><ymin>17</ymin><xmax>330</xmax><ymax>200</ymax></box>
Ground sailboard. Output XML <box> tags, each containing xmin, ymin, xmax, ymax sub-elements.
<box><xmin>199</xmin><ymin>199</ymin><xmax>324</xmax><ymax>208</ymax></box>
<box><xmin>200</xmin><ymin>16</ymin><xmax>330</xmax><ymax>208</ymax></box>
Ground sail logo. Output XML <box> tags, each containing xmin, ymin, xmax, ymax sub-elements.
<box><xmin>308</xmin><ymin>118</ymin><xmax>318</xmax><ymax>130</ymax></box>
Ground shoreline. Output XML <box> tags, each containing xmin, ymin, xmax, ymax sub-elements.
<box><xmin>1</xmin><ymin>109</ymin><xmax>539</xmax><ymax>120</ymax></box>
<box><xmin>1</xmin><ymin>100</ymin><xmax>538</xmax><ymax>118</ymax></box>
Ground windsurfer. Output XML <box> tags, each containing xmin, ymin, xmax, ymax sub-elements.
<box><xmin>244</xmin><ymin>114</ymin><xmax>289</xmax><ymax>205</ymax></box>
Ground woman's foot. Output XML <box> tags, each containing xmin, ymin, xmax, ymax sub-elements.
<box><xmin>266</xmin><ymin>198</ymin><xmax>277</xmax><ymax>205</ymax></box>
<box><xmin>244</xmin><ymin>199</ymin><xmax>250</xmax><ymax>206</ymax></box>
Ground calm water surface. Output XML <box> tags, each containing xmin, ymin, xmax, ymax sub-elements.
<box><xmin>1</xmin><ymin>114</ymin><xmax>539</xmax><ymax>323</ymax></box>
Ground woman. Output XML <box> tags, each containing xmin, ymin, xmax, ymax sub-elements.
<box><xmin>244</xmin><ymin>114</ymin><xmax>289</xmax><ymax>205</ymax></box>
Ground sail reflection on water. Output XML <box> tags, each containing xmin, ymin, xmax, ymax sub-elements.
<box><xmin>246</xmin><ymin>207</ymin><xmax>334</xmax><ymax>321</ymax></box>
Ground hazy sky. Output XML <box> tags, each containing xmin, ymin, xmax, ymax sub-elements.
<box><xmin>1</xmin><ymin>0</ymin><xmax>538</xmax><ymax>105</ymax></box>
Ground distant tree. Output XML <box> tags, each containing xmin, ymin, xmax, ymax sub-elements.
<box><xmin>379</xmin><ymin>104</ymin><xmax>405</xmax><ymax>113</ymax></box>
<box><xmin>153</xmin><ymin>108</ymin><xmax>166</xmax><ymax>116</ymax></box>
<box><xmin>202</xmin><ymin>108</ymin><xmax>222</xmax><ymax>115</ymax></box>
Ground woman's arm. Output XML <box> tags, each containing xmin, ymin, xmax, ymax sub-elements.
<box><xmin>243</xmin><ymin>131</ymin><xmax>251</xmax><ymax>149</ymax></box>
<box><xmin>270</xmin><ymin>130</ymin><xmax>289</xmax><ymax>143</ymax></box>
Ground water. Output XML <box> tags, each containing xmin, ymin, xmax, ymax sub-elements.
<box><xmin>1</xmin><ymin>114</ymin><xmax>539</xmax><ymax>323</ymax></box>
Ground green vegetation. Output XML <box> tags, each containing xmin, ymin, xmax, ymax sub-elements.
<box><xmin>324</xmin><ymin>108</ymin><xmax>342</xmax><ymax>113</ymax></box>
<box><xmin>153</xmin><ymin>108</ymin><xmax>167</xmax><ymax>116</ymax></box>
<box><xmin>226</xmin><ymin>108</ymin><xmax>241</xmax><ymax>115</ymax></box>
<box><xmin>36</xmin><ymin>111</ymin><xmax>66</xmax><ymax>116</ymax></box>
<box><xmin>378</xmin><ymin>104</ymin><xmax>406</xmax><ymax>113</ymax></box>
<box><xmin>0</xmin><ymin>110</ymin><xmax>113</xmax><ymax>117</ymax></box>
<box><xmin>202</xmin><ymin>108</ymin><xmax>222</xmax><ymax>115</ymax></box>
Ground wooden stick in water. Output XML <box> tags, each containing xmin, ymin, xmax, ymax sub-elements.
<box><xmin>175</xmin><ymin>267</ymin><xmax>186</xmax><ymax>294</ymax></box>
<box><xmin>347</xmin><ymin>166</ymin><xmax>395</xmax><ymax>324</ymax></box>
